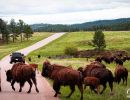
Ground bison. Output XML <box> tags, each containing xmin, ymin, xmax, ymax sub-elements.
<box><xmin>95</xmin><ymin>57</ymin><xmax>102</xmax><ymax>63</ymax></box>
<box><xmin>78</xmin><ymin>64</ymin><xmax>114</xmax><ymax>94</ymax></box>
<box><xmin>90</xmin><ymin>60</ymin><xmax>106</xmax><ymax>68</ymax></box>
<box><xmin>28</xmin><ymin>57</ymin><xmax>32</xmax><ymax>62</ymax></box>
<box><xmin>84</xmin><ymin>77</ymin><xmax>100</xmax><ymax>94</ymax></box>
<box><xmin>114</xmin><ymin>59</ymin><xmax>128</xmax><ymax>85</ymax></box>
<box><xmin>38</xmin><ymin>54</ymin><xmax>41</xmax><ymax>58</ymax></box>
<box><xmin>101</xmin><ymin>56</ymin><xmax>115</xmax><ymax>64</ymax></box>
<box><xmin>121</xmin><ymin>56</ymin><xmax>130</xmax><ymax>62</ymax></box>
<box><xmin>42</xmin><ymin>60</ymin><xmax>83</xmax><ymax>100</ymax></box>
<box><xmin>6</xmin><ymin>63</ymin><xmax>39</xmax><ymax>93</ymax></box>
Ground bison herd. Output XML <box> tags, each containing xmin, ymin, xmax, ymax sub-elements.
<box><xmin>0</xmin><ymin>53</ymin><xmax>129</xmax><ymax>100</ymax></box>
<box><xmin>41</xmin><ymin>55</ymin><xmax>129</xmax><ymax>100</ymax></box>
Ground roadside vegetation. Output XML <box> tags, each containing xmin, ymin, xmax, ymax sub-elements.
<box><xmin>0</xmin><ymin>32</ymin><xmax>54</xmax><ymax>59</ymax></box>
<box><xmin>28</xmin><ymin>31</ymin><xmax>130</xmax><ymax>57</ymax></box>
<box><xmin>27</xmin><ymin>31</ymin><xmax>130</xmax><ymax>100</ymax></box>
<box><xmin>0</xmin><ymin>18</ymin><xmax>33</xmax><ymax>43</ymax></box>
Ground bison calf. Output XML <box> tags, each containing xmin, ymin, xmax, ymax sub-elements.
<box><xmin>84</xmin><ymin>77</ymin><xmax>100</xmax><ymax>94</ymax></box>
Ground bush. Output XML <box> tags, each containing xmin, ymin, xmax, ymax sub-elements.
<box><xmin>64</xmin><ymin>46</ymin><xmax>78</xmax><ymax>56</ymax></box>
<box><xmin>92</xmin><ymin>30</ymin><xmax>106</xmax><ymax>50</ymax></box>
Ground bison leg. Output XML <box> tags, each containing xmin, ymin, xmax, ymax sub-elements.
<box><xmin>125</xmin><ymin>76</ymin><xmax>128</xmax><ymax>85</ymax></box>
<box><xmin>27</xmin><ymin>79</ymin><xmax>32</xmax><ymax>93</ymax></box>
<box><xmin>36</xmin><ymin>68</ymin><xmax>39</xmax><ymax>74</ymax></box>
<box><xmin>94</xmin><ymin>87</ymin><xmax>99</xmax><ymax>94</ymax></box>
<box><xmin>122</xmin><ymin>77</ymin><xmax>125</xmax><ymax>84</ymax></box>
<box><xmin>0</xmin><ymin>86</ymin><xmax>1</xmax><ymax>92</ymax></box>
<box><xmin>32</xmin><ymin>77</ymin><xmax>39</xmax><ymax>93</ymax></box>
<box><xmin>108</xmin><ymin>81</ymin><xmax>114</xmax><ymax>95</ymax></box>
<box><xmin>78</xmin><ymin>84</ymin><xmax>83</xmax><ymax>100</ymax></box>
<box><xmin>53</xmin><ymin>81</ymin><xmax>61</xmax><ymax>97</ymax></box>
<box><xmin>11</xmin><ymin>80</ymin><xmax>15</xmax><ymax>91</ymax></box>
<box><xmin>66</xmin><ymin>85</ymin><xmax>75</xmax><ymax>98</ymax></box>
<box><xmin>90</xmin><ymin>86</ymin><xmax>98</xmax><ymax>94</ymax></box>
<box><xmin>96</xmin><ymin>86</ymin><xmax>100</xmax><ymax>94</ymax></box>
<box><xmin>84</xmin><ymin>84</ymin><xmax>87</xmax><ymax>90</ymax></box>
<box><xmin>100</xmin><ymin>84</ymin><xmax>106</xmax><ymax>94</ymax></box>
<box><xmin>19</xmin><ymin>81</ymin><xmax>25</xmax><ymax>92</ymax></box>
<box><xmin>117</xmin><ymin>78</ymin><xmax>121</xmax><ymax>84</ymax></box>
<box><xmin>92</xmin><ymin>86</ymin><xmax>98</xmax><ymax>94</ymax></box>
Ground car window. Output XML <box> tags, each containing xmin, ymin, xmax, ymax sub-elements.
<box><xmin>12</xmin><ymin>53</ymin><xmax>24</xmax><ymax>57</ymax></box>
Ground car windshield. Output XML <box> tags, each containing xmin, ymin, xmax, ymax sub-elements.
<box><xmin>12</xmin><ymin>53</ymin><xmax>23</xmax><ymax>57</ymax></box>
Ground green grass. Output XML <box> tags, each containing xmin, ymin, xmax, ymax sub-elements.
<box><xmin>28</xmin><ymin>31</ymin><xmax>130</xmax><ymax>57</ymax></box>
<box><xmin>27</xmin><ymin>31</ymin><xmax>130</xmax><ymax>100</ymax></box>
<box><xmin>0</xmin><ymin>32</ymin><xmax>54</xmax><ymax>59</ymax></box>
<box><xmin>27</xmin><ymin>32</ymin><xmax>94</xmax><ymax>57</ymax></box>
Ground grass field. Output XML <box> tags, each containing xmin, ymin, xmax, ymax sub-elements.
<box><xmin>28</xmin><ymin>31</ymin><xmax>130</xmax><ymax>57</ymax></box>
<box><xmin>0</xmin><ymin>32</ymin><xmax>54</xmax><ymax>59</ymax></box>
<box><xmin>27</xmin><ymin>31</ymin><xmax>130</xmax><ymax>100</ymax></box>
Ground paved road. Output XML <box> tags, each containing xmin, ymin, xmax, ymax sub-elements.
<box><xmin>0</xmin><ymin>32</ymin><xmax>66</xmax><ymax>100</ymax></box>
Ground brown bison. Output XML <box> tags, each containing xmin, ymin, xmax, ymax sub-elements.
<box><xmin>29</xmin><ymin>63</ymin><xmax>39</xmax><ymax>73</ymax></box>
<box><xmin>79</xmin><ymin>64</ymin><xmax>114</xmax><ymax>94</ymax></box>
<box><xmin>38</xmin><ymin>54</ymin><xmax>41</xmax><ymax>58</ymax></box>
<box><xmin>28</xmin><ymin>57</ymin><xmax>32</xmax><ymax>62</ymax></box>
<box><xmin>114</xmin><ymin>59</ymin><xmax>128</xmax><ymax>85</ymax></box>
<box><xmin>121</xmin><ymin>56</ymin><xmax>130</xmax><ymax>62</ymax></box>
<box><xmin>42</xmin><ymin>60</ymin><xmax>83</xmax><ymax>100</ymax></box>
<box><xmin>95</xmin><ymin>57</ymin><xmax>102</xmax><ymax>63</ymax></box>
<box><xmin>84</xmin><ymin>77</ymin><xmax>100</xmax><ymax>94</ymax></box>
<box><xmin>6</xmin><ymin>63</ymin><xmax>39</xmax><ymax>93</ymax></box>
<box><xmin>96</xmin><ymin>55</ymin><xmax>114</xmax><ymax>64</ymax></box>
<box><xmin>90</xmin><ymin>60</ymin><xmax>106</xmax><ymax>68</ymax></box>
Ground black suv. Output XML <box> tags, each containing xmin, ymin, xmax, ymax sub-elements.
<box><xmin>10</xmin><ymin>52</ymin><xmax>25</xmax><ymax>64</ymax></box>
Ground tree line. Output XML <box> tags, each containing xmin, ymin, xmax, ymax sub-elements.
<box><xmin>0</xmin><ymin>18</ymin><xmax>33</xmax><ymax>43</ymax></box>
<box><xmin>31</xmin><ymin>18</ymin><xmax>130</xmax><ymax>32</ymax></box>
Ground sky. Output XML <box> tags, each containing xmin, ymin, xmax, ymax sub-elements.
<box><xmin>0</xmin><ymin>0</ymin><xmax>130</xmax><ymax>24</ymax></box>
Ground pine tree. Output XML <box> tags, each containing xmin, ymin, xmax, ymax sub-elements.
<box><xmin>92</xmin><ymin>30</ymin><xmax>106</xmax><ymax>50</ymax></box>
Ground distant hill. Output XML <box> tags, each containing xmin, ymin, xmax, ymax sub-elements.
<box><xmin>30</xmin><ymin>18</ymin><xmax>130</xmax><ymax>32</ymax></box>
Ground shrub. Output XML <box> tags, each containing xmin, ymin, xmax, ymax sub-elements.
<box><xmin>92</xmin><ymin>30</ymin><xmax>106</xmax><ymax>50</ymax></box>
<box><xmin>64</xmin><ymin>46</ymin><xmax>78</xmax><ymax>56</ymax></box>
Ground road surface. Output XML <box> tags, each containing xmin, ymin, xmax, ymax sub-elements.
<box><xmin>0</xmin><ymin>32</ymin><xmax>66</xmax><ymax>100</ymax></box>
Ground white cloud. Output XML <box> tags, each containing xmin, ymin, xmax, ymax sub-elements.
<box><xmin>0</xmin><ymin>0</ymin><xmax>130</xmax><ymax>24</ymax></box>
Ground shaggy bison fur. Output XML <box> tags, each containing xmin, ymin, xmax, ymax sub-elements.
<box><xmin>29</xmin><ymin>63</ymin><xmax>39</xmax><ymax>73</ymax></box>
<box><xmin>79</xmin><ymin>63</ymin><xmax>114</xmax><ymax>94</ymax></box>
<box><xmin>6</xmin><ymin>63</ymin><xmax>39</xmax><ymax>93</ymax></box>
<box><xmin>42</xmin><ymin>60</ymin><xmax>83</xmax><ymax>100</ymax></box>
<box><xmin>114</xmin><ymin>60</ymin><xmax>128</xmax><ymax>85</ymax></box>
<box><xmin>84</xmin><ymin>77</ymin><xmax>100</xmax><ymax>94</ymax></box>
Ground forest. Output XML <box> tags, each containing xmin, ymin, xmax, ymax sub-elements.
<box><xmin>31</xmin><ymin>18</ymin><xmax>130</xmax><ymax>32</ymax></box>
<box><xmin>0</xmin><ymin>19</ymin><xmax>33</xmax><ymax>43</ymax></box>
